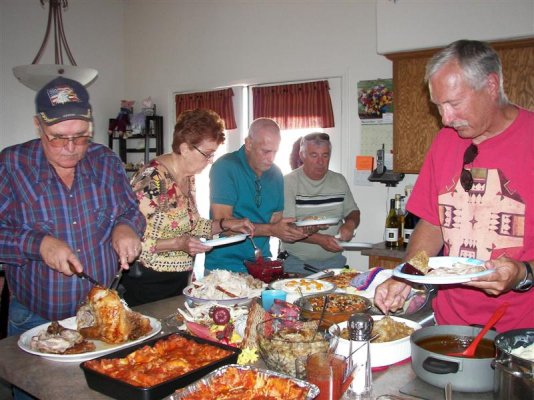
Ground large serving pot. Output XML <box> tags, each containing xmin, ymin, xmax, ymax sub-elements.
<box><xmin>410</xmin><ymin>325</ymin><xmax>497</xmax><ymax>392</ymax></box>
<box><xmin>493</xmin><ymin>328</ymin><xmax>534</xmax><ymax>400</ymax></box>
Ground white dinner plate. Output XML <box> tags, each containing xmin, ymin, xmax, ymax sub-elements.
<box><xmin>392</xmin><ymin>256</ymin><xmax>491</xmax><ymax>284</ymax></box>
<box><xmin>294</xmin><ymin>217</ymin><xmax>340</xmax><ymax>227</ymax></box>
<box><xmin>269</xmin><ymin>278</ymin><xmax>336</xmax><ymax>295</ymax></box>
<box><xmin>200</xmin><ymin>234</ymin><xmax>248</xmax><ymax>247</ymax></box>
<box><xmin>18</xmin><ymin>316</ymin><xmax>161</xmax><ymax>362</ymax></box>
<box><xmin>307</xmin><ymin>268</ymin><xmax>394</xmax><ymax>299</ymax></box>
<box><xmin>337</xmin><ymin>241</ymin><xmax>373</xmax><ymax>249</ymax></box>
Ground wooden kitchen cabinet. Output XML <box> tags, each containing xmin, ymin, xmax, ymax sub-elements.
<box><xmin>360</xmin><ymin>242</ymin><xmax>406</xmax><ymax>270</ymax></box>
<box><xmin>386</xmin><ymin>37</ymin><xmax>534</xmax><ymax>173</ymax></box>
<box><xmin>367</xmin><ymin>255</ymin><xmax>403</xmax><ymax>270</ymax></box>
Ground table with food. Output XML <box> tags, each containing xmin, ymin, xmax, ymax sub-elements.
<box><xmin>0</xmin><ymin>252</ymin><xmax>532</xmax><ymax>400</ymax></box>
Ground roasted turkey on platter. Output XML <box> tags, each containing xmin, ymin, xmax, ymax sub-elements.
<box><xmin>76</xmin><ymin>287</ymin><xmax>152</xmax><ymax>344</ymax></box>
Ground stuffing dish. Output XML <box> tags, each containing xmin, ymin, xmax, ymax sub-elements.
<box><xmin>256</xmin><ymin>319</ymin><xmax>329</xmax><ymax>377</ymax></box>
<box><xmin>340</xmin><ymin>316</ymin><xmax>415</xmax><ymax>343</ymax></box>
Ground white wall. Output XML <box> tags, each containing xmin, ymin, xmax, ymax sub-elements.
<box><xmin>121</xmin><ymin>0</ymin><xmax>399</xmax><ymax>268</ymax></box>
<box><xmin>2</xmin><ymin>0</ymin><xmax>533</xmax><ymax>269</ymax></box>
<box><xmin>0</xmin><ymin>0</ymin><xmax>126</xmax><ymax>147</ymax></box>
<box><xmin>376</xmin><ymin>0</ymin><xmax>534</xmax><ymax>54</ymax></box>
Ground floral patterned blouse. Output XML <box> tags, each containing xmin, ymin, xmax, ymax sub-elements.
<box><xmin>131</xmin><ymin>159</ymin><xmax>212</xmax><ymax>272</ymax></box>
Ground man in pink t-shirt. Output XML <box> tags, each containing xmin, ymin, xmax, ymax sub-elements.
<box><xmin>374</xmin><ymin>40</ymin><xmax>534</xmax><ymax>332</ymax></box>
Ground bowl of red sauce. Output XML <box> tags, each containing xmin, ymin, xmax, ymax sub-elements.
<box><xmin>244</xmin><ymin>258</ymin><xmax>284</xmax><ymax>283</ymax></box>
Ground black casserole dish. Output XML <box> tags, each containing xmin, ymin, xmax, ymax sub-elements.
<box><xmin>80</xmin><ymin>332</ymin><xmax>241</xmax><ymax>400</ymax></box>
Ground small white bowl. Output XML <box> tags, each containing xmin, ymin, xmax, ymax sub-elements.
<box><xmin>330</xmin><ymin>315</ymin><xmax>422</xmax><ymax>368</ymax></box>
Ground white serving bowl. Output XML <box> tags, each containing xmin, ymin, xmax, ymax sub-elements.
<box><xmin>330</xmin><ymin>315</ymin><xmax>422</xmax><ymax>368</ymax></box>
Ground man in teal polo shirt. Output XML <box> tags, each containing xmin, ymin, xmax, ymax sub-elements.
<box><xmin>206</xmin><ymin>118</ymin><xmax>308</xmax><ymax>272</ymax></box>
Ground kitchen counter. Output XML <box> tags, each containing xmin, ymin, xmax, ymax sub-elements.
<box><xmin>360</xmin><ymin>242</ymin><xmax>406</xmax><ymax>259</ymax></box>
<box><xmin>0</xmin><ymin>295</ymin><xmax>423</xmax><ymax>400</ymax></box>
<box><xmin>361</xmin><ymin>242</ymin><xmax>407</xmax><ymax>270</ymax></box>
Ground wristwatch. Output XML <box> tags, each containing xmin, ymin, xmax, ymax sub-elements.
<box><xmin>514</xmin><ymin>261</ymin><xmax>533</xmax><ymax>292</ymax></box>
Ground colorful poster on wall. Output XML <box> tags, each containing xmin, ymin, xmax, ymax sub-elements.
<box><xmin>357</xmin><ymin>79</ymin><xmax>393</xmax><ymax>124</ymax></box>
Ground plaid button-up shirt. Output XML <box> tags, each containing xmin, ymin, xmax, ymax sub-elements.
<box><xmin>0</xmin><ymin>140</ymin><xmax>146</xmax><ymax>320</ymax></box>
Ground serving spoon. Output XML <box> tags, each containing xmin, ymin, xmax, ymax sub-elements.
<box><xmin>297</xmin><ymin>287</ymin><xmax>313</xmax><ymax>311</ymax></box>
<box><xmin>447</xmin><ymin>302</ymin><xmax>508</xmax><ymax>357</ymax></box>
<box><xmin>247</xmin><ymin>236</ymin><xmax>263</xmax><ymax>260</ymax></box>
<box><xmin>312</xmin><ymin>295</ymin><xmax>329</xmax><ymax>341</ymax></box>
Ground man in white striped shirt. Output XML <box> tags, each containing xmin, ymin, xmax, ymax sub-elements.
<box><xmin>282</xmin><ymin>133</ymin><xmax>360</xmax><ymax>275</ymax></box>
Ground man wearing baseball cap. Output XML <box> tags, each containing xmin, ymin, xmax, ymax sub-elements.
<box><xmin>0</xmin><ymin>77</ymin><xmax>146</xmax><ymax>396</ymax></box>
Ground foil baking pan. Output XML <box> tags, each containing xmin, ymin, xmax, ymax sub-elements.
<box><xmin>169</xmin><ymin>364</ymin><xmax>319</xmax><ymax>399</ymax></box>
<box><xmin>80</xmin><ymin>332</ymin><xmax>241</xmax><ymax>400</ymax></box>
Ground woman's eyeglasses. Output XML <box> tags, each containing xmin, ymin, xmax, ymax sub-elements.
<box><xmin>460</xmin><ymin>143</ymin><xmax>478</xmax><ymax>192</ymax></box>
<box><xmin>255</xmin><ymin>179</ymin><xmax>262</xmax><ymax>208</ymax></box>
<box><xmin>192</xmin><ymin>145</ymin><xmax>215</xmax><ymax>161</ymax></box>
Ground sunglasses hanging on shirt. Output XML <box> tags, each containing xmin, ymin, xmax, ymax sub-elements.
<box><xmin>460</xmin><ymin>143</ymin><xmax>478</xmax><ymax>192</ymax></box>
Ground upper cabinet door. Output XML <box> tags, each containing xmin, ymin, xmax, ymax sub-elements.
<box><xmin>386</xmin><ymin>37</ymin><xmax>534</xmax><ymax>174</ymax></box>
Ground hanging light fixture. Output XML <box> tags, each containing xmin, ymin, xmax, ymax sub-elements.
<box><xmin>12</xmin><ymin>0</ymin><xmax>98</xmax><ymax>91</ymax></box>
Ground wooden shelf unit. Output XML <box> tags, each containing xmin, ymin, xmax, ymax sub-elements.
<box><xmin>108</xmin><ymin>115</ymin><xmax>163</xmax><ymax>171</ymax></box>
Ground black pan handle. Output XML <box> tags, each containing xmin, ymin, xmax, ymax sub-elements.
<box><xmin>304</xmin><ymin>264</ymin><xmax>320</xmax><ymax>273</ymax></box>
<box><xmin>422</xmin><ymin>357</ymin><xmax>460</xmax><ymax>374</ymax></box>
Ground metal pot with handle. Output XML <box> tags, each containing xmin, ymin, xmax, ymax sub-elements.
<box><xmin>410</xmin><ymin>325</ymin><xmax>497</xmax><ymax>392</ymax></box>
<box><xmin>493</xmin><ymin>328</ymin><xmax>534</xmax><ymax>400</ymax></box>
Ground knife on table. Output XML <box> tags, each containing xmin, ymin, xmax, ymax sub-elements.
<box><xmin>303</xmin><ymin>264</ymin><xmax>335</xmax><ymax>279</ymax></box>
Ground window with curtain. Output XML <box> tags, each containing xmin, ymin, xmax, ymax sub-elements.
<box><xmin>252</xmin><ymin>80</ymin><xmax>335</xmax><ymax>129</ymax></box>
<box><xmin>175</xmin><ymin>88</ymin><xmax>237</xmax><ymax>129</ymax></box>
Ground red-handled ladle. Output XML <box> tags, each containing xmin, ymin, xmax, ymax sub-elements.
<box><xmin>447</xmin><ymin>302</ymin><xmax>508</xmax><ymax>357</ymax></box>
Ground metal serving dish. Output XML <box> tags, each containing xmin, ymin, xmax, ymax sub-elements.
<box><xmin>493</xmin><ymin>328</ymin><xmax>534</xmax><ymax>400</ymax></box>
<box><xmin>80</xmin><ymin>333</ymin><xmax>241</xmax><ymax>400</ymax></box>
<box><xmin>294</xmin><ymin>292</ymin><xmax>372</xmax><ymax>329</ymax></box>
<box><xmin>170</xmin><ymin>364</ymin><xmax>319</xmax><ymax>400</ymax></box>
<box><xmin>306</xmin><ymin>268</ymin><xmax>437</xmax><ymax>327</ymax></box>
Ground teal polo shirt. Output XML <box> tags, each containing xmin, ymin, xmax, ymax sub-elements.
<box><xmin>206</xmin><ymin>145</ymin><xmax>284</xmax><ymax>272</ymax></box>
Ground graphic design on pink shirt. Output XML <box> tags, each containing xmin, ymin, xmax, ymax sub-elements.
<box><xmin>439</xmin><ymin>167</ymin><xmax>525</xmax><ymax>261</ymax></box>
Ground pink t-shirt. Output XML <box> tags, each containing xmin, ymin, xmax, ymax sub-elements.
<box><xmin>407</xmin><ymin>108</ymin><xmax>534</xmax><ymax>332</ymax></box>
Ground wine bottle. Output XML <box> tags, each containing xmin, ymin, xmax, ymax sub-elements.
<box><xmin>395</xmin><ymin>194</ymin><xmax>404</xmax><ymax>247</ymax></box>
<box><xmin>403</xmin><ymin>211</ymin><xmax>416</xmax><ymax>248</ymax></box>
<box><xmin>385</xmin><ymin>198</ymin><xmax>400</xmax><ymax>248</ymax></box>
